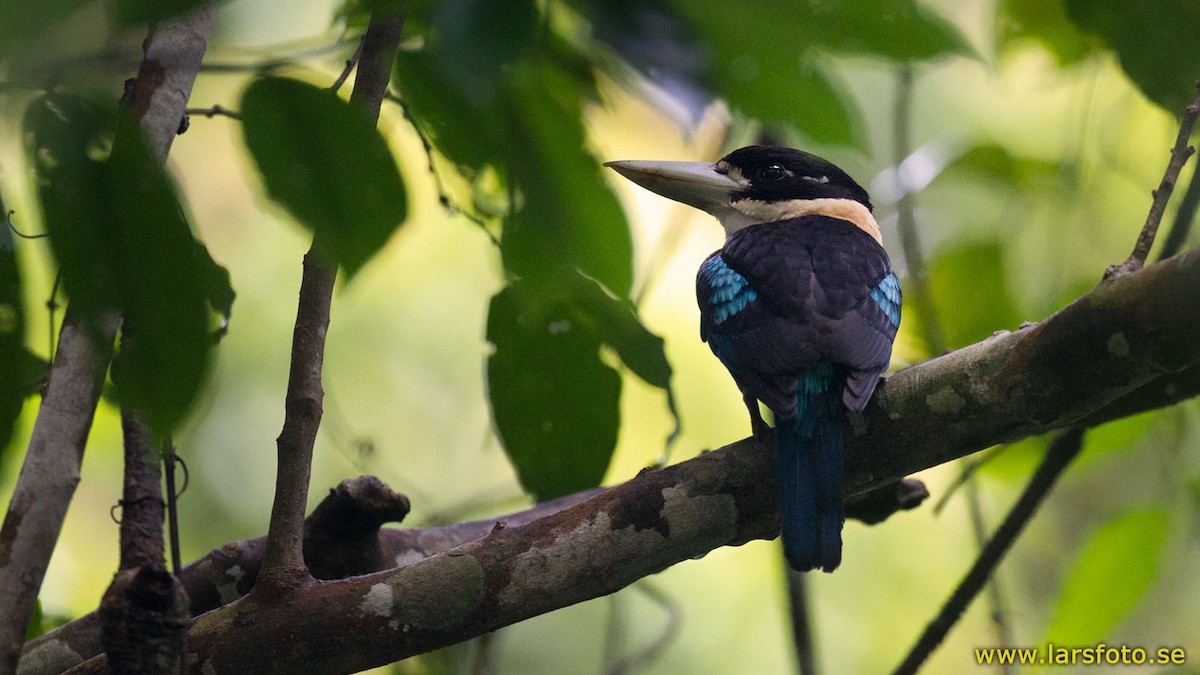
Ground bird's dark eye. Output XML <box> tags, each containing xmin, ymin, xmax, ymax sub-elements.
<box><xmin>757</xmin><ymin>164</ymin><xmax>786</xmax><ymax>182</ymax></box>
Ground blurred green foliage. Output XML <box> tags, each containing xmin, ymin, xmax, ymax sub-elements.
<box><xmin>241</xmin><ymin>76</ymin><xmax>408</xmax><ymax>279</ymax></box>
<box><xmin>1045</xmin><ymin>508</ymin><xmax>1170</xmax><ymax>645</ymax></box>
<box><xmin>22</xmin><ymin>94</ymin><xmax>224</xmax><ymax>435</ymax></box>
<box><xmin>1065</xmin><ymin>0</ymin><xmax>1200</xmax><ymax>112</ymax></box>
<box><xmin>926</xmin><ymin>240</ymin><xmax>1021</xmax><ymax>350</ymax></box>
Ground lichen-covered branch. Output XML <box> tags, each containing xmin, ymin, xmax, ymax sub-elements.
<box><xmin>20</xmin><ymin>485</ymin><xmax>596</xmax><ymax>674</ymax></box>
<box><xmin>51</xmin><ymin>248</ymin><xmax>1200</xmax><ymax>675</ymax></box>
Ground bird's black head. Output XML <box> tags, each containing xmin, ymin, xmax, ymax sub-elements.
<box><xmin>717</xmin><ymin>145</ymin><xmax>873</xmax><ymax>211</ymax></box>
<box><xmin>605</xmin><ymin>144</ymin><xmax>880</xmax><ymax>241</ymax></box>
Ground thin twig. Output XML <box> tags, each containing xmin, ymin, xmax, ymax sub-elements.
<box><xmin>5</xmin><ymin>210</ymin><xmax>48</xmax><ymax>239</ymax></box>
<box><xmin>185</xmin><ymin>104</ymin><xmax>241</xmax><ymax>120</ymax></box>
<box><xmin>1158</xmin><ymin>158</ymin><xmax>1200</xmax><ymax>260</ymax></box>
<box><xmin>1106</xmin><ymin>81</ymin><xmax>1200</xmax><ymax>278</ymax></box>
<box><xmin>602</xmin><ymin>581</ymin><xmax>681</xmax><ymax>675</ymax></box>
<box><xmin>3</xmin><ymin>208</ymin><xmax>59</xmax><ymax>361</ymax></box>
<box><xmin>116</xmin><ymin>400</ymin><xmax>166</xmax><ymax>571</ymax></box>
<box><xmin>891</xmin><ymin>428</ymin><xmax>1086</xmax><ymax>675</ymax></box>
<box><xmin>931</xmin><ymin>455</ymin><xmax>982</xmax><ymax>515</ymax></box>
<box><xmin>46</xmin><ymin>274</ymin><xmax>61</xmax><ymax>363</ymax></box>
<box><xmin>384</xmin><ymin>90</ymin><xmax>502</xmax><ymax>246</ymax></box>
<box><xmin>329</xmin><ymin>39</ymin><xmax>364</xmax><ymax>94</ymax></box>
<box><xmin>164</xmin><ymin>442</ymin><xmax>184</xmax><ymax>574</ymax></box>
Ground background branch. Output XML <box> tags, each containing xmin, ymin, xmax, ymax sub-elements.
<box><xmin>891</xmin><ymin>427</ymin><xmax>1085</xmax><ymax>675</ymax></box>
<box><xmin>892</xmin><ymin>62</ymin><xmax>1014</xmax><ymax>665</ymax></box>
<box><xmin>892</xmin><ymin>63</ymin><xmax>945</xmax><ymax>354</ymax></box>
<box><xmin>1158</xmin><ymin>159</ymin><xmax>1200</xmax><ymax>260</ymax></box>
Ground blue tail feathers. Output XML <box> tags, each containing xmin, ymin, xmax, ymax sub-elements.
<box><xmin>778</xmin><ymin>363</ymin><xmax>845</xmax><ymax>572</ymax></box>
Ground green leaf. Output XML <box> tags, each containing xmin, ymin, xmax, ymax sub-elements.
<box><xmin>806</xmin><ymin>0</ymin><xmax>978</xmax><ymax>62</ymax></box>
<box><xmin>568</xmin><ymin>273</ymin><xmax>681</xmax><ymax>445</ymax></box>
<box><xmin>0</xmin><ymin>0</ymin><xmax>87</xmax><ymax>60</ymax></box>
<box><xmin>390</xmin><ymin>0</ymin><xmax>539</xmax><ymax>175</ymax></box>
<box><xmin>487</xmin><ymin>280</ymin><xmax>621</xmax><ymax>500</ymax></box>
<box><xmin>937</xmin><ymin>143</ymin><xmax>1060</xmax><ymax>187</ymax></box>
<box><xmin>422</xmin><ymin>0</ymin><xmax>540</xmax><ymax>103</ymax></box>
<box><xmin>1045</xmin><ymin>508</ymin><xmax>1170</xmax><ymax>645</ymax></box>
<box><xmin>105</xmin><ymin>119</ymin><xmax>212</xmax><ymax>432</ymax></box>
<box><xmin>663</xmin><ymin>0</ymin><xmax>972</xmax><ymax>144</ymax></box>
<box><xmin>337</xmin><ymin>0</ymin><xmax>438</xmax><ymax>31</ymax></box>
<box><xmin>668</xmin><ymin>1</ymin><xmax>859</xmax><ymax>145</ymax></box>
<box><xmin>500</xmin><ymin>62</ymin><xmax>634</xmax><ymax>297</ymax></box>
<box><xmin>576</xmin><ymin>0</ymin><xmax>713</xmax><ymax>126</ymax></box>
<box><xmin>240</xmin><ymin>77</ymin><xmax>407</xmax><ymax>279</ymax></box>
<box><xmin>998</xmin><ymin>0</ymin><xmax>1096</xmax><ymax>65</ymax></box>
<box><xmin>0</xmin><ymin>204</ymin><xmax>25</xmax><ymax>453</ymax></box>
<box><xmin>23</xmin><ymin>95</ymin><xmax>122</xmax><ymax>318</ymax></box>
<box><xmin>24</xmin><ymin>94</ymin><xmax>217</xmax><ymax>434</ymax></box>
<box><xmin>565</xmin><ymin>273</ymin><xmax>672</xmax><ymax>390</ymax></box>
<box><xmin>927</xmin><ymin>241</ymin><xmax>1021</xmax><ymax>349</ymax></box>
<box><xmin>1064</xmin><ymin>0</ymin><xmax>1200</xmax><ymax>112</ymax></box>
<box><xmin>190</xmin><ymin>236</ymin><xmax>235</xmax><ymax>339</ymax></box>
<box><xmin>393</xmin><ymin>50</ymin><xmax>506</xmax><ymax>174</ymax></box>
<box><xmin>486</xmin><ymin>271</ymin><xmax>679</xmax><ymax>499</ymax></box>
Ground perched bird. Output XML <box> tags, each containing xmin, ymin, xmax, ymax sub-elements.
<box><xmin>606</xmin><ymin>146</ymin><xmax>900</xmax><ymax>572</ymax></box>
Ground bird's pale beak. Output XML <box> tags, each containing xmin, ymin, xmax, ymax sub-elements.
<box><xmin>604</xmin><ymin>159</ymin><xmax>740</xmax><ymax>212</ymax></box>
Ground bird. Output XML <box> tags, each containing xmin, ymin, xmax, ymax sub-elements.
<box><xmin>605</xmin><ymin>145</ymin><xmax>900</xmax><ymax>572</ymax></box>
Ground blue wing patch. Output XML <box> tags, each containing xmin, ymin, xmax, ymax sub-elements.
<box><xmin>700</xmin><ymin>256</ymin><xmax>758</xmax><ymax>325</ymax></box>
<box><xmin>869</xmin><ymin>272</ymin><xmax>901</xmax><ymax>328</ymax></box>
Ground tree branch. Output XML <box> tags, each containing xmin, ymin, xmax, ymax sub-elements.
<box><xmin>0</xmin><ymin>308</ymin><xmax>119</xmax><ymax>674</ymax></box>
<box><xmin>103</xmin><ymin>8</ymin><xmax>219</xmax><ymax>673</ymax></box>
<box><xmin>50</xmin><ymin>247</ymin><xmax>1200</xmax><ymax>675</ymax></box>
<box><xmin>1</xmin><ymin>7</ymin><xmax>217</xmax><ymax>673</ymax></box>
<box><xmin>115</xmin><ymin>403</ymin><xmax>166</xmax><ymax>572</ymax></box>
<box><xmin>123</xmin><ymin>5</ymin><xmax>218</xmax><ymax>164</ymax></box>
<box><xmin>20</xmin><ymin>486</ymin><xmax>597</xmax><ymax>673</ymax></box>
<box><xmin>256</xmin><ymin>11</ymin><xmax>406</xmax><ymax>594</ymax></box>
